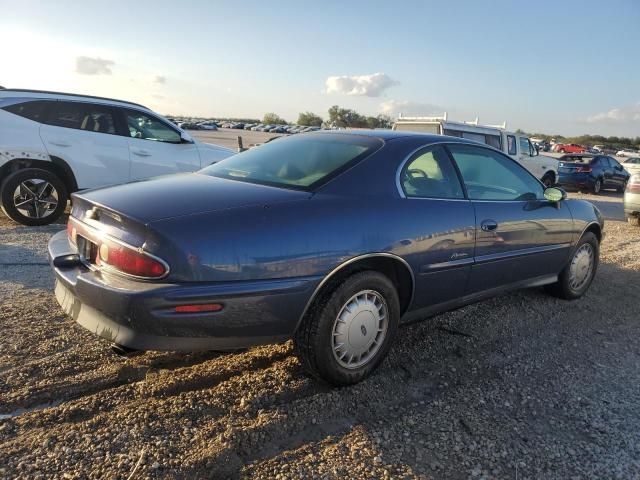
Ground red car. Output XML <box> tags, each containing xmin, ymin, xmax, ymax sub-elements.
<box><xmin>554</xmin><ymin>143</ymin><xmax>587</xmax><ymax>154</ymax></box>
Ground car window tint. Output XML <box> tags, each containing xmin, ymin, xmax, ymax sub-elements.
<box><xmin>47</xmin><ymin>101</ymin><xmax>116</xmax><ymax>134</ymax></box>
<box><xmin>401</xmin><ymin>145</ymin><xmax>464</xmax><ymax>199</ymax></box>
<box><xmin>124</xmin><ymin>109</ymin><xmax>180</xmax><ymax>143</ymax></box>
<box><xmin>448</xmin><ymin>144</ymin><xmax>543</xmax><ymax>201</ymax></box>
<box><xmin>47</xmin><ymin>101</ymin><xmax>85</xmax><ymax>129</ymax></box>
<box><xmin>507</xmin><ymin>135</ymin><xmax>517</xmax><ymax>155</ymax></box>
<box><xmin>519</xmin><ymin>137</ymin><xmax>530</xmax><ymax>156</ymax></box>
<box><xmin>202</xmin><ymin>134</ymin><xmax>381</xmax><ymax>190</ymax></box>
<box><xmin>3</xmin><ymin>100</ymin><xmax>48</xmax><ymax>122</ymax></box>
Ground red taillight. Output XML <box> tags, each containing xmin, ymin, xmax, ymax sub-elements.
<box><xmin>96</xmin><ymin>239</ymin><xmax>167</xmax><ymax>278</ymax></box>
<box><xmin>175</xmin><ymin>303</ymin><xmax>224</xmax><ymax>313</ymax></box>
<box><xmin>576</xmin><ymin>167</ymin><xmax>592</xmax><ymax>173</ymax></box>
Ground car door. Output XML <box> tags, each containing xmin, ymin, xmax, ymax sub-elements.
<box><xmin>39</xmin><ymin>101</ymin><xmax>130</xmax><ymax>189</ymax></box>
<box><xmin>597</xmin><ymin>157</ymin><xmax>616</xmax><ymax>188</ymax></box>
<box><xmin>446</xmin><ymin>143</ymin><xmax>574</xmax><ymax>295</ymax></box>
<box><xmin>120</xmin><ymin>108</ymin><xmax>201</xmax><ymax>181</ymax></box>
<box><xmin>518</xmin><ymin>135</ymin><xmax>544</xmax><ymax>178</ymax></box>
<box><xmin>397</xmin><ymin>144</ymin><xmax>475</xmax><ymax>310</ymax></box>
<box><xmin>608</xmin><ymin>157</ymin><xmax>627</xmax><ymax>186</ymax></box>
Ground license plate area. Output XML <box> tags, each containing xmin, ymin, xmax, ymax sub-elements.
<box><xmin>76</xmin><ymin>235</ymin><xmax>99</xmax><ymax>266</ymax></box>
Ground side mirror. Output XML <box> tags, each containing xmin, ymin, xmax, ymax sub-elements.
<box><xmin>180</xmin><ymin>132</ymin><xmax>194</xmax><ymax>143</ymax></box>
<box><xmin>543</xmin><ymin>186</ymin><xmax>567</xmax><ymax>202</ymax></box>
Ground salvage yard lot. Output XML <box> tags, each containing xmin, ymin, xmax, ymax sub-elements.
<box><xmin>1</xmin><ymin>189</ymin><xmax>639</xmax><ymax>478</ymax></box>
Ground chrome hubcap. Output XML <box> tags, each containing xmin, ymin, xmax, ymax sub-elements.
<box><xmin>332</xmin><ymin>290</ymin><xmax>388</xmax><ymax>369</ymax></box>
<box><xmin>12</xmin><ymin>180</ymin><xmax>58</xmax><ymax>219</ymax></box>
<box><xmin>569</xmin><ymin>244</ymin><xmax>594</xmax><ymax>291</ymax></box>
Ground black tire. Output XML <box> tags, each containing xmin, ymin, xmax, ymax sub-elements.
<box><xmin>294</xmin><ymin>271</ymin><xmax>400</xmax><ymax>386</ymax></box>
<box><xmin>542</xmin><ymin>172</ymin><xmax>555</xmax><ymax>187</ymax></box>
<box><xmin>593</xmin><ymin>178</ymin><xmax>602</xmax><ymax>194</ymax></box>
<box><xmin>628</xmin><ymin>216</ymin><xmax>640</xmax><ymax>226</ymax></box>
<box><xmin>0</xmin><ymin>168</ymin><xmax>68</xmax><ymax>226</ymax></box>
<box><xmin>616</xmin><ymin>180</ymin><xmax>627</xmax><ymax>193</ymax></box>
<box><xmin>545</xmin><ymin>232</ymin><xmax>599</xmax><ymax>300</ymax></box>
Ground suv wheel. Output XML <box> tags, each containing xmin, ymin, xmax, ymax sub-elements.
<box><xmin>294</xmin><ymin>271</ymin><xmax>400</xmax><ymax>386</ymax></box>
<box><xmin>0</xmin><ymin>168</ymin><xmax>68</xmax><ymax>226</ymax></box>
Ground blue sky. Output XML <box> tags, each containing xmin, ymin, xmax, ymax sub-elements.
<box><xmin>1</xmin><ymin>0</ymin><xmax>638</xmax><ymax>136</ymax></box>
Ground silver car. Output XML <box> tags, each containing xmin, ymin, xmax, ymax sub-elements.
<box><xmin>624</xmin><ymin>174</ymin><xmax>640</xmax><ymax>226</ymax></box>
<box><xmin>622</xmin><ymin>157</ymin><xmax>640</xmax><ymax>176</ymax></box>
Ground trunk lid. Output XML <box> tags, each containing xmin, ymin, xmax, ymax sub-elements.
<box><xmin>72</xmin><ymin>173</ymin><xmax>310</xmax><ymax>224</ymax></box>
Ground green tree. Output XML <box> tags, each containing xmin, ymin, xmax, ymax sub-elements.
<box><xmin>263</xmin><ymin>112</ymin><xmax>287</xmax><ymax>125</ymax></box>
<box><xmin>297</xmin><ymin>111</ymin><xmax>323</xmax><ymax>127</ymax></box>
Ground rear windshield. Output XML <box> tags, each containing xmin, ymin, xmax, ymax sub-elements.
<box><xmin>561</xmin><ymin>155</ymin><xmax>593</xmax><ymax>163</ymax></box>
<box><xmin>201</xmin><ymin>133</ymin><xmax>382</xmax><ymax>190</ymax></box>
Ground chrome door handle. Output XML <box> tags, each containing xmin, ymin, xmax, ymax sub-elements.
<box><xmin>132</xmin><ymin>149</ymin><xmax>151</xmax><ymax>157</ymax></box>
<box><xmin>50</xmin><ymin>140</ymin><xmax>71</xmax><ymax>147</ymax></box>
<box><xmin>481</xmin><ymin>220</ymin><xmax>498</xmax><ymax>232</ymax></box>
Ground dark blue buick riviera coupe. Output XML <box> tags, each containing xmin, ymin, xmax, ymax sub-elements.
<box><xmin>49</xmin><ymin>131</ymin><xmax>603</xmax><ymax>385</ymax></box>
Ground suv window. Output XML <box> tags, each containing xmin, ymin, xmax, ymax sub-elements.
<box><xmin>3</xmin><ymin>100</ymin><xmax>48</xmax><ymax>122</ymax></box>
<box><xmin>448</xmin><ymin>144</ymin><xmax>543</xmax><ymax>201</ymax></box>
<box><xmin>47</xmin><ymin>101</ymin><xmax>116</xmax><ymax>134</ymax></box>
<box><xmin>519</xmin><ymin>137</ymin><xmax>534</xmax><ymax>156</ymax></box>
<box><xmin>401</xmin><ymin>145</ymin><xmax>464</xmax><ymax>199</ymax></box>
<box><xmin>507</xmin><ymin>135</ymin><xmax>517</xmax><ymax>155</ymax></box>
<box><xmin>124</xmin><ymin>109</ymin><xmax>180</xmax><ymax>143</ymax></box>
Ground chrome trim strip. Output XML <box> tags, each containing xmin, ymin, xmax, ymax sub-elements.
<box><xmin>296</xmin><ymin>252</ymin><xmax>416</xmax><ymax>329</ymax></box>
<box><xmin>69</xmin><ymin>216</ymin><xmax>170</xmax><ymax>281</ymax></box>
<box><xmin>420</xmin><ymin>257</ymin><xmax>474</xmax><ymax>272</ymax></box>
<box><xmin>474</xmin><ymin>243</ymin><xmax>571</xmax><ymax>265</ymax></box>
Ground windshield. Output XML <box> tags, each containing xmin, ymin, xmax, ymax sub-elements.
<box><xmin>201</xmin><ymin>133</ymin><xmax>382</xmax><ymax>190</ymax></box>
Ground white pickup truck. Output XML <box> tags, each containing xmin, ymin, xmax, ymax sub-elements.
<box><xmin>393</xmin><ymin>114</ymin><xmax>558</xmax><ymax>186</ymax></box>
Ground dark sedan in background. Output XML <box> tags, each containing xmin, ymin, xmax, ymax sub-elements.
<box><xmin>49</xmin><ymin>132</ymin><xmax>604</xmax><ymax>385</ymax></box>
<box><xmin>557</xmin><ymin>154</ymin><xmax>629</xmax><ymax>194</ymax></box>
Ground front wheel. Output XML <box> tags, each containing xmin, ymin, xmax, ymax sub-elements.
<box><xmin>545</xmin><ymin>232</ymin><xmax>599</xmax><ymax>300</ymax></box>
<box><xmin>294</xmin><ymin>271</ymin><xmax>400</xmax><ymax>386</ymax></box>
<box><xmin>628</xmin><ymin>216</ymin><xmax>640</xmax><ymax>226</ymax></box>
<box><xmin>0</xmin><ymin>168</ymin><xmax>68</xmax><ymax>226</ymax></box>
<box><xmin>616</xmin><ymin>180</ymin><xmax>627</xmax><ymax>193</ymax></box>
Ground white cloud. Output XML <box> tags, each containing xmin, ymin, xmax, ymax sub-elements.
<box><xmin>154</xmin><ymin>75</ymin><xmax>166</xmax><ymax>84</ymax></box>
<box><xmin>325</xmin><ymin>73</ymin><xmax>399</xmax><ymax>97</ymax></box>
<box><xmin>586</xmin><ymin>102</ymin><xmax>640</xmax><ymax>123</ymax></box>
<box><xmin>75</xmin><ymin>56</ymin><xmax>115</xmax><ymax>75</ymax></box>
<box><xmin>379</xmin><ymin>99</ymin><xmax>444</xmax><ymax>117</ymax></box>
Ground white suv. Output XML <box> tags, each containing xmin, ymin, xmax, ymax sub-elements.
<box><xmin>0</xmin><ymin>89</ymin><xmax>234</xmax><ymax>225</ymax></box>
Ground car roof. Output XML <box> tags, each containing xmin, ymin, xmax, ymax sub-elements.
<box><xmin>314</xmin><ymin>129</ymin><xmax>448</xmax><ymax>143</ymax></box>
<box><xmin>0</xmin><ymin>88</ymin><xmax>149</xmax><ymax>110</ymax></box>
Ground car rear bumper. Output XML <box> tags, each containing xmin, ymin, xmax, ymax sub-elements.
<box><xmin>558</xmin><ymin>174</ymin><xmax>594</xmax><ymax>189</ymax></box>
<box><xmin>48</xmin><ymin>230</ymin><xmax>321</xmax><ymax>351</ymax></box>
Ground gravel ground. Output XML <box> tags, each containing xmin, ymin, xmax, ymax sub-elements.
<box><xmin>1</xmin><ymin>191</ymin><xmax>639</xmax><ymax>479</ymax></box>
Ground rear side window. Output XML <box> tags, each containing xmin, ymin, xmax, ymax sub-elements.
<box><xmin>401</xmin><ymin>145</ymin><xmax>464</xmax><ymax>199</ymax></box>
<box><xmin>47</xmin><ymin>101</ymin><xmax>117</xmax><ymax>134</ymax></box>
<box><xmin>3</xmin><ymin>100</ymin><xmax>48</xmax><ymax>122</ymax></box>
<box><xmin>507</xmin><ymin>135</ymin><xmax>517</xmax><ymax>155</ymax></box>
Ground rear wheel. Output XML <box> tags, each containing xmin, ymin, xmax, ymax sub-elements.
<box><xmin>0</xmin><ymin>168</ymin><xmax>68</xmax><ymax>226</ymax></box>
<box><xmin>541</xmin><ymin>172</ymin><xmax>555</xmax><ymax>187</ymax></box>
<box><xmin>294</xmin><ymin>271</ymin><xmax>400</xmax><ymax>386</ymax></box>
<box><xmin>545</xmin><ymin>232</ymin><xmax>599</xmax><ymax>300</ymax></box>
<box><xmin>593</xmin><ymin>178</ymin><xmax>602</xmax><ymax>194</ymax></box>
